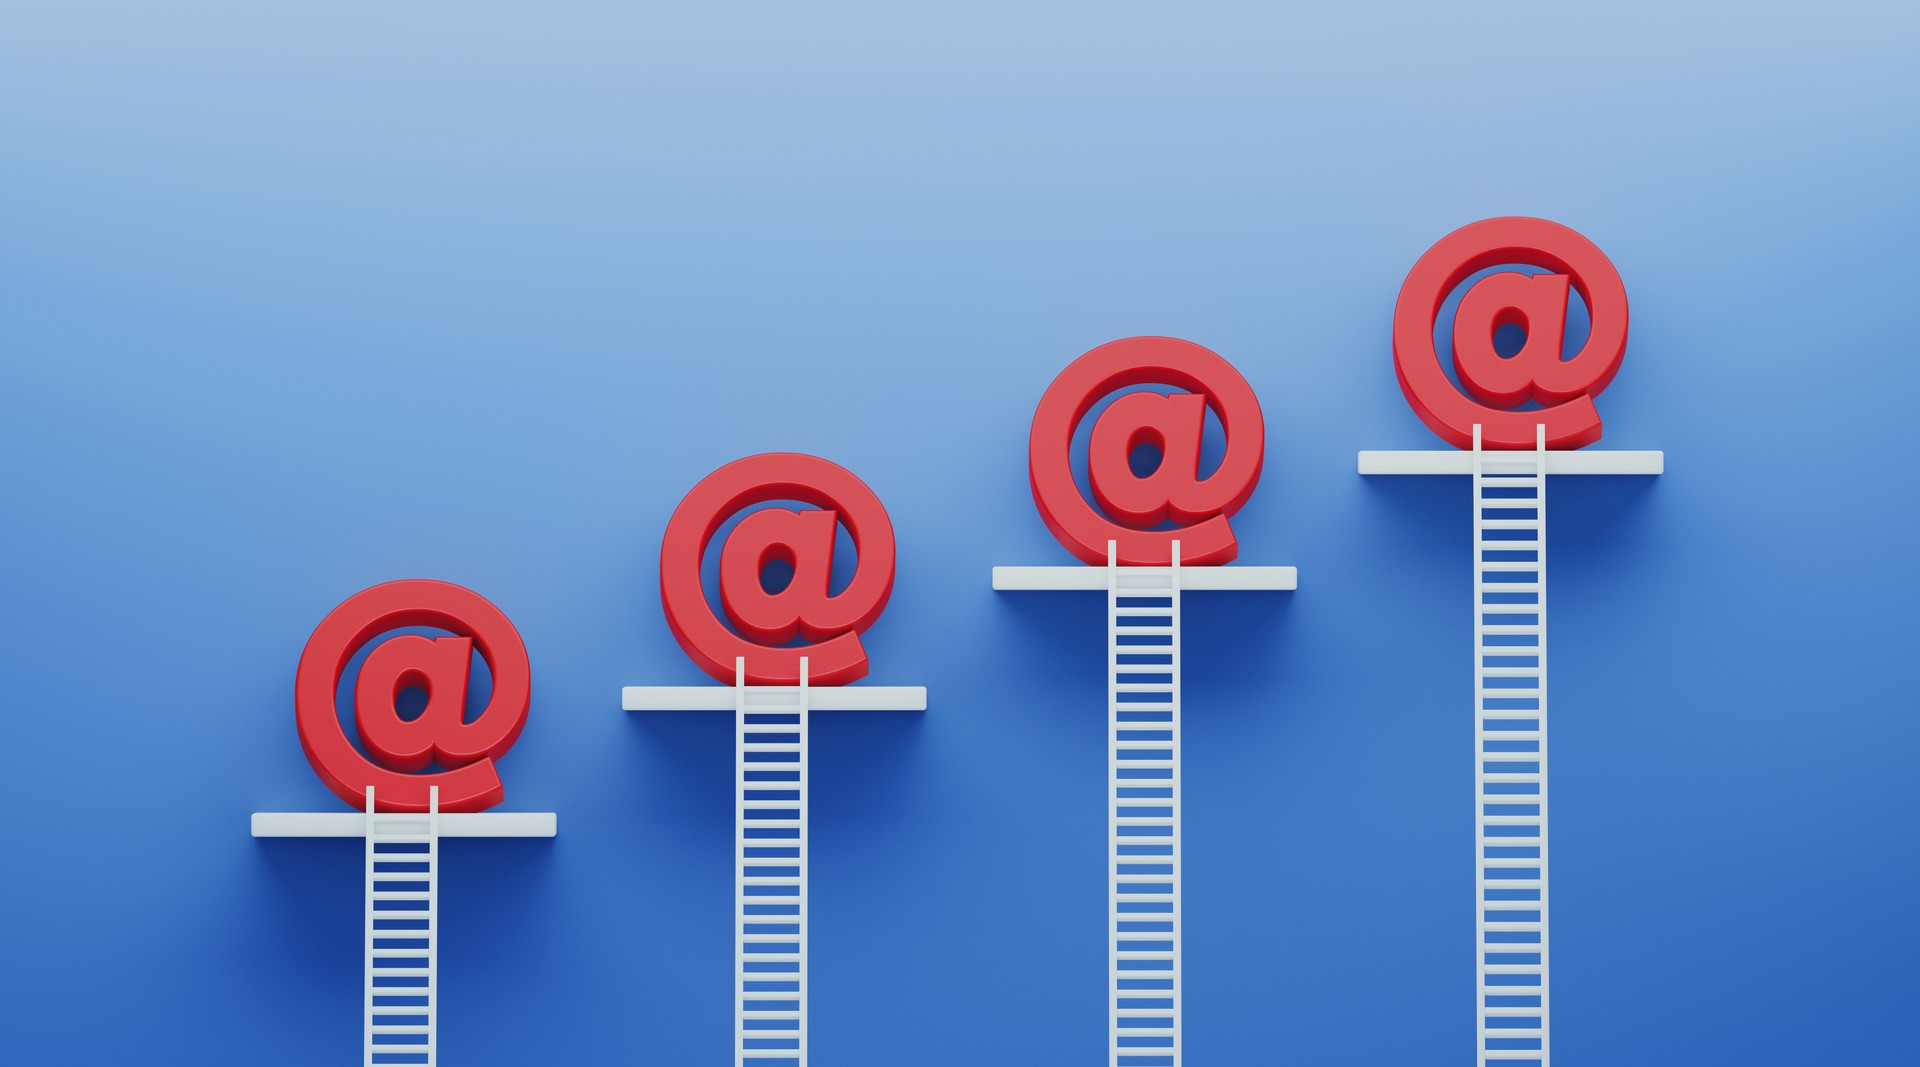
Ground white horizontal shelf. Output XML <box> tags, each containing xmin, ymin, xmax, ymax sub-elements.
<box><xmin>992</xmin><ymin>565</ymin><xmax>1296</xmax><ymax>591</ymax></box>
<box><xmin>251</xmin><ymin>812</ymin><xmax>556</xmax><ymax>838</ymax></box>
<box><xmin>623</xmin><ymin>685</ymin><xmax>927</xmax><ymax>711</ymax></box>
<box><xmin>1358</xmin><ymin>450</ymin><xmax>1664</xmax><ymax>475</ymax></box>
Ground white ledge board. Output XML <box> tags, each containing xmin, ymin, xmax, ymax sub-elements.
<box><xmin>1358</xmin><ymin>450</ymin><xmax>1664</xmax><ymax>475</ymax></box>
<box><xmin>251</xmin><ymin>812</ymin><xmax>557</xmax><ymax>838</ymax></box>
<box><xmin>623</xmin><ymin>686</ymin><xmax>927</xmax><ymax>711</ymax></box>
<box><xmin>992</xmin><ymin>565</ymin><xmax>1297</xmax><ymax>592</ymax></box>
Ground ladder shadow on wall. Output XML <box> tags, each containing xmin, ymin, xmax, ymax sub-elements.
<box><xmin>620</xmin><ymin>676</ymin><xmax>928</xmax><ymax>833</ymax></box>
<box><xmin>1357</xmin><ymin>473</ymin><xmax>1661</xmax><ymax>575</ymax></box>
<box><xmin>248</xmin><ymin>834</ymin><xmax>557</xmax><ymax>995</ymax></box>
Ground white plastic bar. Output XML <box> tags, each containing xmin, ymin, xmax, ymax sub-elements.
<box><xmin>995</xmin><ymin>565</ymin><xmax>1294</xmax><ymax>592</ymax></box>
<box><xmin>364</xmin><ymin>785</ymin><xmax>438</xmax><ymax>1067</ymax></box>
<box><xmin>624</xmin><ymin>686</ymin><xmax>926</xmax><ymax>712</ymax></box>
<box><xmin>1108</xmin><ymin>540</ymin><xmax>1181</xmax><ymax>1067</ymax></box>
<box><xmin>1360</xmin><ymin>449</ymin><xmax>1661</xmax><ymax>476</ymax></box>
<box><xmin>252</xmin><ymin>812</ymin><xmax>556</xmax><ymax>838</ymax></box>
<box><xmin>1474</xmin><ymin>424</ymin><xmax>1548</xmax><ymax>1067</ymax></box>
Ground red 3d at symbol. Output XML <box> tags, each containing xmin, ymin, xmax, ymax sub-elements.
<box><xmin>1028</xmin><ymin>335</ymin><xmax>1265</xmax><ymax>566</ymax></box>
<box><xmin>1393</xmin><ymin>215</ymin><xmax>1630</xmax><ymax>451</ymax></box>
<box><xmin>295</xmin><ymin>579</ymin><xmax>532</xmax><ymax>813</ymax></box>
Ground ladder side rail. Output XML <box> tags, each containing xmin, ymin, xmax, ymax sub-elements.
<box><xmin>798</xmin><ymin>657</ymin><xmax>810</xmax><ymax>1067</ymax></box>
<box><xmin>365</xmin><ymin>787</ymin><xmax>376</xmax><ymax>1067</ymax></box>
<box><xmin>1107</xmin><ymin>540</ymin><xmax>1121</xmax><ymax>1067</ymax></box>
<box><xmin>1472</xmin><ymin>426</ymin><xmax>1489</xmax><ymax>1067</ymax></box>
<box><xmin>735</xmin><ymin>657</ymin><xmax>747</xmax><ymax>1067</ymax></box>
<box><xmin>1169</xmin><ymin>539</ymin><xmax>1182</xmax><ymax>1067</ymax></box>
<box><xmin>1535</xmin><ymin>423</ymin><xmax>1551</xmax><ymax>1066</ymax></box>
<box><xmin>427</xmin><ymin>786</ymin><xmax>439</xmax><ymax>1067</ymax></box>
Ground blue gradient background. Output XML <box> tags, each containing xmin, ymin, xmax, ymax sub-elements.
<box><xmin>3</xmin><ymin>3</ymin><xmax>1916</xmax><ymax>1064</ymax></box>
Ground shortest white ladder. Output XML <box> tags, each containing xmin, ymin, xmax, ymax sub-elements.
<box><xmin>1472</xmin><ymin>424</ymin><xmax>1548</xmax><ymax>1066</ymax></box>
<box><xmin>1109</xmin><ymin>541</ymin><xmax>1181</xmax><ymax>1067</ymax></box>
<box><xmin>252</xmin><ymin>790</ymin><xmax>552</xmax><ymax>1063</ymax></box>
<box><xmin>365</xmin><ymin>785</ymin><xmax>438</xmax><ymax>1067</ymax></box>
<box><xmin>737</xmin><ymin>657</ymin><xmax>809</xmax><ymax>1065</ymax></box>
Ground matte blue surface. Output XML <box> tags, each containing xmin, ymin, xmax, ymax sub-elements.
<box><xmin>3</xmin><ymin>4</ymin><xmax>1916</xmax><ymax>1064</ymax></box>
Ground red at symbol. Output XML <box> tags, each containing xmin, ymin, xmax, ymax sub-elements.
<box><xmin>1393</xmin><ymin>216</ymin><xmax>1629</xmax><ymax>450</ymax></box>
<box><xmin>659</xmin><ymin>453</ymin><xmax>896</xmax><ymax>687</ymax></box>
<box><xmin>294</xmin><ymin>579</ymin><xmax>531</xmax><ymax>813</ymax></box>
<box><xmin>1029</xmin><ymin>336</ymin><xmax>1264</xmax><ymax>567</ymax></box>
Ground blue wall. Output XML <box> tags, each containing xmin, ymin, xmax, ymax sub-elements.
<box><xmin>3</xmin><ymin>3</ymin><xmax>1915</xmax><ymax>1064</ymax></box>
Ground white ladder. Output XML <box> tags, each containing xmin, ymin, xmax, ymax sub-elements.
<box><xmin>1108</xmin><ymin>540</ymin><xmax>1181</xmax><ymax>1067</ymax></box>
<box><xmin>365</xmin><ymin>785</ymin><xmax>438</xmax><ymax>1067</ymax></box>
<box><xmin>737</xmin><ymin>657</ymin><xmax>808</xmax><ymax>1066</ymax></box>
<box><xmin>1472</xmin><ymin>424</ymin><xmax>1548</xmax><ymax>1065</ymax></box>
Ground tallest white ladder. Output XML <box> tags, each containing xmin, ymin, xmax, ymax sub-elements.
<box><xmin>1109</xmin><ymin>541</ymin><xmax>1181</xmax><ymax>1067</ymax></box>
<box><xmin>1361</xmin><ymin>425</ymin><xmax>1661</xmax><ymax>1066</ymax></box>
<box><xmin>366</xmin><ymin>786</ymin><xmax>438</xmax><ymax>1067</ymax></box>
<box><xmin>1473</xmin><ymin>425</ymin><xmax>1548</xmax><ymax>1065</ymax></box>
<box><xmin>736</xmin><ymin>657</ymin><xmax>808</xmax><ymax>1066</ymax></box>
